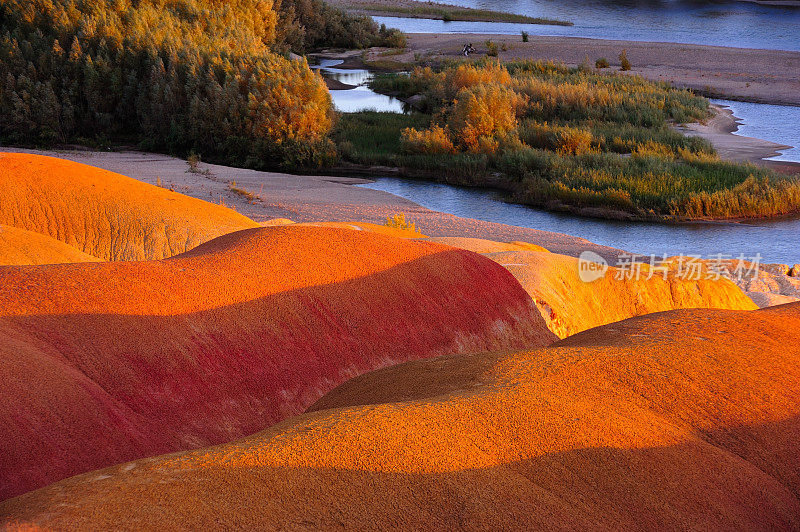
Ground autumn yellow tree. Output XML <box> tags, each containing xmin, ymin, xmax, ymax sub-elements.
<box><xmin>448</xmin><ymin>84</ymin><xmax>527</xmax><ymax>153</ymax></box>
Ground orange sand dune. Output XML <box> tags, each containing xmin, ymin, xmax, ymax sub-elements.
<box><xmin>296</xmin><ymin>221</ymin><xmax>427</xmax><ymax>239</ymax></box>
<box><xmin>425</xmin><ymin>236</ymin><xmax>549</xmax><ymax>254</ymax></box>
<box><xmin>0</xmin><ymin>153</ymin><xmax>259</xmax><ymax>261</ymax></box>
<box><xmin>0</xmin><ymin>225</ymin><xmax>101</xmax><ymax>266</ymax></box>
<box><xmin>485</xmin><ymin>250</ymin><xmax>758</xmax><ymax>338</ymax></box>
<box><xmin>2</xmin><ymin>304</ymin><xmax>796</xmax><ymax>529</ymax></box>
<box><xmin>0</xmin><ymin>225</ymin><xmax>552</xmax><ymax>500</ymax></box>
<box><xmin>417</xmin><ymin>237</ymin><xmax>757</xmax><ymax>338</ymax></box>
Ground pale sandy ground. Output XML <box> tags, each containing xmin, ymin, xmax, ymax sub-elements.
<box><xmin>386</xmin><ymin>34</ymin><xmax>800</xmax><ymax>107</ymax></box>
<box><xmin>0</xmin><ymin>148</ymin><xmax>625</xmax><ymax>261</ymax></box>
<box><xmin>4</xmin><ymin>146</ymin><xmax>799</xmax><ymax>304</ymax></box>
<box><xmin>678</xmin><ymin>104</ymin><xmax>797</xmax><ymax>171</ymax></box>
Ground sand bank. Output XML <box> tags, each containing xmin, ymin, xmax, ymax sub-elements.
<box><xmin>678</xmin><ymin>104</ymin><xmax>791</xmax><ymax>162</ymax></box>
<box><xmin>0</xmin><ymin>148</ymin><xmax>625</xmax><ymax>262</ymax></box>
<box><xmin>677</xmin><ymin>104</ymin><xmax>799</xmax><ymax>174</ymax></box>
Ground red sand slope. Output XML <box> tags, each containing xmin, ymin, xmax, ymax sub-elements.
<box><xmin>0</xmin><ymin>225</ymin><xmax>552</xmax><ymax>500</ymax></box>
<box><xmin>2</xmin><ymin>304</ymin><xmax>797</xmax><ymax>529</ymax></box>
<box><xmin>0</xmin><ymin>152</ymin><xmax>259</xmax><ymax>261</ymax></box>
<box><xmin>0</xmin><ymin>225</ymin><xmax>101</xmax><ymax>266</ymax></box>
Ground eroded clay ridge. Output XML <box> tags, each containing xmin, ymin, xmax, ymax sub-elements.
<box><xmin>3</xmin><ymin>304</ymin><xmax>798</xmax><ymax>529</ymax></box>
<box><xmin>0</xmin><ymin>152</ymin><xmax>259</xmax><ymax>261</ymax></box>
<box><xmin>0</xmin><ymin>225</ymin><xmax>554</xmax><ymax>500</ymax></box>
<box><xmin>0</xmin><ymin>225</ymin><xmax>101</xmax><ymax>266</ymax></box>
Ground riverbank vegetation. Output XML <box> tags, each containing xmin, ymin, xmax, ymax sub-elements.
<box><xmin>0</xmin><ymin>0</ymin><xmax>398</xmax><ymax>169</ymax></box>
<box><xmin>335</xmin><ymin>60</ymin><xmax>800</xmax><ymax>220</ymax></box>
<box><xmin>327</xmin><ymin>0</ymin><xmax>571</xmax><ymax>25</ymax></box>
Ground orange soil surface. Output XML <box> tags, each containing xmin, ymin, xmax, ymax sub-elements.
<box><xmin>0</xmin><ymin>225</ymin><xmax>553</xmax><ymax>500</ymax></box>
<box><xmin>418</xmin><ymin>238</ymin><xmax>757</xmax><ymax>337</ymax></box>
<box><xmin>0</xmin><ymin>225</ymin><xmax>101</xmax><ymax>266</ymax></box>
<box><xmin>294</xmin><ymin>221</ymin><xmax>427</xmax><ymax>239</ymax></box>
<box><xmin>424</xmin><ymin>236</ymin><xmax>549</xmax><ymax>254</ymax></box>
<box><xmin>2</xmin><ymin>304</ymin><xmax>797</xmax><ymax>529</ymax></box>
<box><xmin>0</xmin><ymin>153</ymin><xmax>259</xmax><ymax>261</ymax></box>
<box><xmin>485</xmin><ymin>250</ymin><xmax>758</xmax><ymax>338</ymax></box>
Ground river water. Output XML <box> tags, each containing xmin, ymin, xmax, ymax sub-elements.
<box><xmin>373</xmin><ymin>0</ymin><xmax>800</xmax><ymax>51</ymax></box>
<box><xmin>712</xmin><ymin>99</ymin><xmax>800</xmax><ymax>163</ymax></box>
<box><xmin>312</xmin><ymin>59</ymin><xmax>406</xmax><ymax>113</ymax></box>
<box><xmin>358</xmin><ymin>177</ymin><xmax>799</xmax><ymax>263</ymax></box>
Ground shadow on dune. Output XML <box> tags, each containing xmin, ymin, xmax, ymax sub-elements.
<box><xmin>0</xmin><ymin>227</ymin><xmax>554</xmax><ymax>500</ymax></box>
<box><xmin>2</xmin><ymin>417</ymin><xmax>799</xmax><ymax>530</ymax></box>
<box><xmin>2</xmin><ymin>305</ymin><xmax>800</xmax><ymax>527</ymax></box>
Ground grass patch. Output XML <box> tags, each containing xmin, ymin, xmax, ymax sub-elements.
<box><xmin>364</xmin><ymin>59</ymin><xmax>409</xmax><ymax>71</ymax></box>
<box><xmin>343</xmin><ymin>60</ymin><xmax>800</xmax><ymax>220</ymax></box>
<box><xmin>333</xmin><ymin>111</ymin><xmax>431</xmax><ymax>166</ymax></box>
<box><xmin>229</xmin><ymin>181</ymin><xmax>259</xmax><ymax>202</ymax></box>
<box><xmin>385</xmin><ymin>213</ymin><xmax>417</xmax><ymax>231</ymax></box>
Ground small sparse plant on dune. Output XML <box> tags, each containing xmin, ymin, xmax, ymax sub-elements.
<box><xmin>228</xmin><ymin>181</ymin><xmax>259</xmax><ymax>203</ymax></box>
<box><xmin>187</xmin><ymin>152</ymin><xmax>201</xmax><ymax>173</ymax></box>
<box><xmin>521</xmin><ymin>31</ymin><xmax>529</xmax><ymax>42</ymax></box>
<box><xmin>385</xmin><ymin>213</ymin><xmax>416</xmax><ymax>232</ymax></box>
<box><xmin>619</xmin><ymin>50</ymin><xmax>631</xmax><ymax>71</ymax></box>
<box><xmin>485</xmin><ymin>40</ymin><xmax>499</xmax><ymax>57</ymax></box>
<box><xmin>595</xmin><ymin>57</ymin><xmax>610</xmax><ymax>69</ymax></box>
<box><xmin>187</xmin><ymin>152</ymin><xmax>215</xmax><ymax>178</ymax></box>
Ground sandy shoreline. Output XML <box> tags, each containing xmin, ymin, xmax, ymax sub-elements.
<box><xmin>0</xmin><ymin>147</ymin><xmax>626</xmax><ymax>261</ymax></box>
<box><xmin>678</xmin><ymin>104</ymin><xmax>796</xmax><ymax>168</ymax></box>
<box><xmin>383</xmin><ymin>33</ymin><xmax>800</xmax><ymax>107</ymax></box>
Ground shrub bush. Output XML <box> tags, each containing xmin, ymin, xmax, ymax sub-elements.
<box><xmin>519</xmin><ymin>123</ymin><xmax>593</xmax><ymax>155</ymax></box>
<box><xmin>632</xmin><ymin>141</ymin><xmax>675</xmax><ymax>160</ymax></box>
<box><xmin>619</xmin><ymin>50</ymin><xmax>631</xmax><ymax>71</ymax></box>
<box><xmin>448</xmin><ymin>85</ymin><xmax>527</xmax><ymax>153</ymax></box>
<box><xmin>378</xmin><ymin>25</ymin><xmax>408</xmax><ymax>49</ymax></box>
<box><xmin>400</xmin><ymin>126</ymin><xmax>457</xmax><ymax>154</ymax></box>
<box><xmin>595</xmin><ymin>57</ymin><xmax>610</xmax><ymax>69</ymax></box>
<box><xmin>385</xmin><ymin>213</ymin><xmax>416</xmax><ymax>231</ymax></box>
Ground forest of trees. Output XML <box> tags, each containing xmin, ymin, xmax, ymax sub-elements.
<box><xmin>0</xmin><ymin>0</ymin><xmax>388</xmax><ymax>168</ymax></box>
<box><xmin>274</xmin><ymin>0</ymin><xmax>387</xmax><ymax>52</ymax></box>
